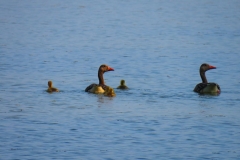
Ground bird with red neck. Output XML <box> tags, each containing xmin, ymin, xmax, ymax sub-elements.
<box><xmin>85</xmin><ymin>64</ymin><xmax>114</xmax><ymax>93</ymax></box>
<box><xmin>194</xmin><ymin>63</ymin><xmax>221</xmax><ymax>94</ymax></box>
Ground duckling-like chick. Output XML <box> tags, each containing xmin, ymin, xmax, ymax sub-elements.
<box><xmin>47</xmin><ymin>81</ymin><xmax>59</xmax><ymax>93</ymax></box>
<box><xmin>104</xmin><ymin>86</ymin><xmax>110</xmax><ymax>95</ymax></box>
<box><xmin>104</xmin><ymin>87</ymin><xmax>116</xmax><ymax>97</ymax></box>
<box><xmin>117</xmin><ymin>80</ymin><xmax>128</xmax><ymax>89</ymax></box>
<box><xmin>89</xmin><ymin>85</ymin><xmax>105</xmax><ymax>94</ymax></box>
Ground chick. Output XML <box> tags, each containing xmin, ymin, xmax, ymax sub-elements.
<box><xmin>104</xmin><ymin>86</ymin><xmax>116</xmax><ymax>97</ymax></box>
<box><xmin>117</xmin><ymin>80</ymin><xmax>128</xmax><ymax>89</ymax></box>
<box><xmin>47</xmin><ymin>81</ymin><xmax>59</xmax><ymax>93</ymax></box>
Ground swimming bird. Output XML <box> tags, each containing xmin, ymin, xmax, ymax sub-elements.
<box><xmin>193</xmin><ymin>63</ymin><xmax>221</xmax><ymax>94</ymax></box>
<box><xmin>104</xmin><ymin>86</ymin><xmax>116</xmax><ymax>97</ymax></box>
<box><xmin>117</xmin><ymin>79</ymin><xmax>128</xmax><ymax>89</ymax></box>
<box><xmin>85</xmin><ymin>64</ymin><xmax>114</xmax><ymax>93</ymax></box>
<box><xmin>47</xmin><ymin>81</ymin><xmax>59</xmax><ymax>92</ymax></box>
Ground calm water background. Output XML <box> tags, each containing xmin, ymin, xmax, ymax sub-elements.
<box><xmin>1</xmin><ymin>0</ymin><xmax>240</xmax><ymax>159</ymax></box>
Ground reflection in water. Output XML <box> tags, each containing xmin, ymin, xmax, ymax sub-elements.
<box><xmin>97</xmin><ymin>94</ymin><xmax>105</xmax><ymax>106</ymax></box>
<box><xmin>95</xmin><ymin>94</ymin><xmax>115</xmax><ymax>107</ymax></box>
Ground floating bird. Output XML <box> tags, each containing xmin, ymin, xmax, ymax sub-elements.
<box><xmin>85</xmin><ymin>64</ymin><xmax>114</xmax><ymax>93</ymax></box>
<box><xmin>117</xmin><ymin>80</ymin><xmax>128</xmax><ymax>89</ymax></box>
<box><xmin>104</xmin><ymin>86</ymin><xmax>116</xmax><ymax>97</ymax></box>
<box><xmin>47</xmin><ymin>81</ymin><xmax>59</xmax><ymax>93</ymax></box>
<box><xmin>193</xmin><ymin>63</ymin><xmax>221</xmax><ymax>94</ymax></box>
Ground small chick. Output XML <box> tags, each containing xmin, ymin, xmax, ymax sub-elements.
<box><xmin>104</xmin><ymin>87</ymin><xmax>116</xmax><ymax>97</ymax></box>
<box><xmin>47</xmin><ymin>81</ymin><xmax>59</xmax><ymax>93</ymax></box>
<box><xmin>104</xmin><ymin>86</ymin><xmax>110</xmax><ymax>95</ymax></box>
<box><xmin>117</xmin><ymin>80</ymin><xmax>128</xmax><ymax>89</ymax></box>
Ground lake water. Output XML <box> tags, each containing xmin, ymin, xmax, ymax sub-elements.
<box><xmin>0</xmin><ymin>0</ymin><xmax>240</xmax><ymax>159</ymax></box>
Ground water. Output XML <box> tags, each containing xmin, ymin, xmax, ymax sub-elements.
<box><xmin>1</xmin><ymin>0</ymin><xmax>240</xmax><ymax>159</ymax></box>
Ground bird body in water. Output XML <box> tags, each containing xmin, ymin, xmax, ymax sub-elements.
<box><xmin>117</xmin><ymin>80</ymin><xmax>128</xmax><ymax>89</ymax></box>
<box><xmin>193</xmin><ymin>63</ymin><xmax>220</xmax><ymax>94</ymax></box>
<box><xmin>47</xmin><ymin>81</ymin><xmax>59</xmax><ymax>93</ymax></box>
<box><xmin>104</xmin><ymin>86</ymin><xmax>116</xmax><ymax>97</ymax></box>
<box><xmin>85</xmin><ymin>64</ymin><xmax>114</xmax><ymax>93</ymax></box>
<box><xmin>89</xmin><ymin>85</ymin><xmax>105</xmax><ymax>94</ymax></box>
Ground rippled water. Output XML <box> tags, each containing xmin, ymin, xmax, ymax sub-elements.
<box><xmin>1</xmin><ymin>0</ymin><xmax>240</xmax><ymax>159</ymax></box>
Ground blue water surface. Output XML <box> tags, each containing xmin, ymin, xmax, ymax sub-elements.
<box><xmin>0</xmin><ymin>0</ymin><xmax>240</xmax><ymax>159</ymax></box>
